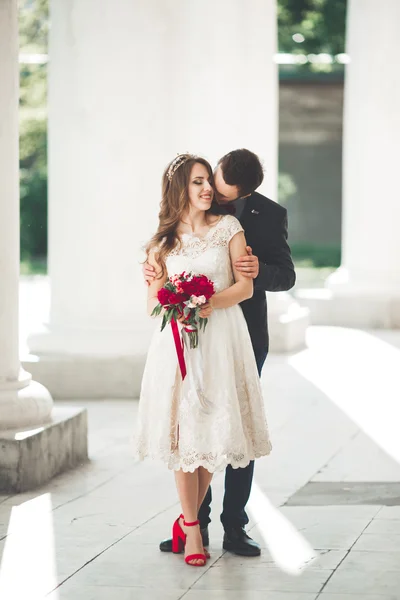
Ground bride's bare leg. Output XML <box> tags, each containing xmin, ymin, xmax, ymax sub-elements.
<box><xmin>197</xmin><ymin>466</ymin><xmax>213</xmax><ymax>513</ymax></box>
<box><xmin>174</xmin><ymin>469</ymin><xmax>205</xmax><ymax>565</ymax></box>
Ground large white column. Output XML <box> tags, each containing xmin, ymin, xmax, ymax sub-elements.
<box><xmin>170</xmin><ymin>0</ymin><xmax>278</xmax><ymax>199</ymax></box>
<box><xmin>0</xmin><ymin>0</ymin><xmax>53</xmax><ymax>429</ymax></box>
<box><xmin>27</xmin><ymin>0</ymin><xmax>303</xmax><ymax>398</ymax></box>
<box><xmin>325</xmin><ymin>0</ymin><xmax>400</xmax><ymax>327</ymax></box>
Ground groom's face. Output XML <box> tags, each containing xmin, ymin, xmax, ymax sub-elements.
<box><xmin>213</xmin><ymin>165</ymin><xmax>240</xmax><ymax>204</ymax></box>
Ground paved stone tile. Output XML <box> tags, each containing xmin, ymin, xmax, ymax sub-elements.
<box><xmin>46</xmin><ymin>585</ymin><xmax>185</xmax><ymax>600</ymax></box>
<box><xmin>86</xmin><ymin>537</ymin><xmax>222</xmax><ymax>568</ymax></box>
<box><xmin>0</xmin><ymin>503</ymin><xmax>12</xmax><ymax>519</ymax></box>
<box><xmin>0</xmin><ymin>553</ymin><xmax>58</xmax><ymax>599</ymax></box>
<box><xmin>323</xmin><ymin>567</ymin><xmax>400</xmax><ymax>596</ymax></box>
<box><xmin>253</xmin><ymin>524</ymin><xmax>364</xmax><ymax>552</ymax></box>
<box><xmin>4</xmin><ymin>517</ymin><xmax>136</xmax><ymax>576</ymax></box>
<box><xmin>351</xmin><ymin>533</ymin><xmax>400</xmax><ymax>552</ymax></box>
<box><xmin>0</xmin><ymin>521</ymin><xmax>10</xmax><ymax>540</ymax></box>
<box><xmin>53</xmin><ymin>550</ymin><xmax>114</xmax><ymax>582</ymax></box>
<box><xmin>254</xmin><ymin>399</ymin><xmax>358</xmax><ymax>502</ymax></box>
<box><xmin>279</xmin><ymin>506</ymin><xmax>381</xmax><ymax>523</ymax></box>
<box><xmin>312</xmin><ymin>430</ymin><xmax>400</xmax><ymax>483</ymax></box>
<box><xmin>299</xmin><ymin>531</ymin><xmax>362</xmax><ymax>551</ymax></box>
<box><xmin>287</xmin><ymin>482</ymin><xmax>400</xmax><ymax>506</ymax></box>
<box><xmin>0</xmin><ymin>522</ymin><xmax>138</xmax><ymax>590</ymax></box>
<box><xmin>375</xmin><ymin>506</ymin><xmax>400</xmax><ymax>519</ymax></box>
<box><xmin>320</xmin><ymin>595</ymin><xmax>399</xmax><ymax>600</ymax></box>
<box><xmin>339</xmin><ymin>550</ymin><xmax>400</xmax><ymax>571</ymax></box>
<box><xmin>191</xmin><ymin>566</ymin><xmax>329</xmax><ymax>593</ymax></box>
<box><xmin>65</xmin><ymin>559</ymin><xmax>208</xmax><ymax>589</ymax></box>
<box><xmin>365</xmin><ymin>519</ymin><xmax>400</xmax><ymax>534</ymax></box>
<box><xmin>185</xmin><ymin>592</ymin><xmax>318</xmax><ymax>600</ymax></box>
<box><xmin>214</xmin><ymin>549</ymin><xmax>347</xmax><ymax>571</ymax></box>
<box><xmin>252</xmin><ymin>506</ymin><xmax>376</xmax><ymax>551</ymax></box>
<box><xmin>296</xmin><ymin>549</ymin><xmax>346</xmax><ymax>571</ymax></box>
<box><xmin>109</xmin><ymin>513</ymin><xmax>187</xmax><ymax>547</ymax></box>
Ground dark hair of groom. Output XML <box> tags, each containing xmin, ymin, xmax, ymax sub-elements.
<box><xmin>218</xmin><ymin>149</ymin><xmax>264</xmax><ymax>197</ymax></box>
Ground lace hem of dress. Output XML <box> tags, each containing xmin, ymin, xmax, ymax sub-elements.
<box><xmin>135</xmin><ymin>442</ymin><xmax>272</xmax><ymax>473</ymax></box>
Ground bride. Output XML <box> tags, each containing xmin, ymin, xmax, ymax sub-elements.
<box><xmin>135</xmin><ymin>154</ymin><xmax>271</xmax><ymax>567</ymax></box>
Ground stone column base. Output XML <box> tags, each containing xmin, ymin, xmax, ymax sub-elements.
<box><xmin>0</xmin><ymin>406</ymin><xmax>88</xmax><ymax>493</ymax></box>
<box><xmin>268</xmin><ymin>292</ymin><xmax>310</xmax><ymax>353</ymax></box>
<box><xmin>0</xmin><ymin>376</ymin><xmax>53</xmax><ymax>430</ymax></box>
<box><xmin>295</xmin><ymin>288</ymin><xmax>400</xmax><ymax>328</ymax></box>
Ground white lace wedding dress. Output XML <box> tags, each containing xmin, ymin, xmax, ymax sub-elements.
<box><xmin>135</xmin><ymin>215</ymin><xmax>271</xmax><ymax>473</ymax></box>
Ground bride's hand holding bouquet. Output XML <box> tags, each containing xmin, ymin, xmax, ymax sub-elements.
<box><xmin>151</xmin><ymin>271</ymin><xmax>215</xmax><ymax>349</ymax></box>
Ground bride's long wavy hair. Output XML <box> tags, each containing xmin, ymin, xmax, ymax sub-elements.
<box><xmin>146</xmin><ymin>154</ymin><xmax>219</xmax><ymax>278</ymax></box>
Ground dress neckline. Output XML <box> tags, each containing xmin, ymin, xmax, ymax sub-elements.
<box><xmin>180</xmin><ymin>216</ymin><xmax>224</xmax><ymax>242</ymax></box>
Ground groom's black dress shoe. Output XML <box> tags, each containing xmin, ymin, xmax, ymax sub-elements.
<box><xmin>159</xmin><ymin>526</ymin><xmax>210</xmax><ymax>553</ymax></box>
<box><xmin>223</xmin><ymin>527</ymin><xmax>261</xmax><ymax>557</ymax></box>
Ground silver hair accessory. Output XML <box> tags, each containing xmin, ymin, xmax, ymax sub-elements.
<box><xmin>166</xmin><ymin>153</ymin><xmax>192</xmax><ymax>181</ymax></box>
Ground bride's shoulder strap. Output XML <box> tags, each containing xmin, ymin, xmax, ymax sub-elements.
<box><xmin>221</xmin><ymin>215</ymin><xmax>244</xmax><ymax>243</ymax></box>
<box><xmin>211</xmin><ymin>215</ymin><xmax>244</xmax><ymax>246</ymax></box>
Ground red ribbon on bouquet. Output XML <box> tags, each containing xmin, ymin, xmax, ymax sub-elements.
<box><xmin>171</xmin><ymin>318</ymin><xmax>187</xmax><ymax>380</ymax></box>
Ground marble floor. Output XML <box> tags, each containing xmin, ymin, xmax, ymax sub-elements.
<box><xmin>1</xmin><ymin>326</ymin><xmax>400</xmax><ymax>599</ymax></box>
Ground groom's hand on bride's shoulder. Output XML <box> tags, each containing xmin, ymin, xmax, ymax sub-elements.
<box><xmin>234</xmin><ymin>246</ymin><xmax>259</xmax><ymax>279</ymax></box>
<box><xmin>143</xmin><ymin>261</ymin><xmax>156</xmax><ymax>285</ymax></box>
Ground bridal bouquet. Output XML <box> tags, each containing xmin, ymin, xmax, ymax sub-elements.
<box><xmin>151</xmin><ymin>272</ymin><xmax>215</xmax><ymax>351</ymax></box>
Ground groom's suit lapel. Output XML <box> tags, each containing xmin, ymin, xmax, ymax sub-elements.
<box><xmin>239</xmin><ymin>193</ymin><xmax>266</xmax><ymax>252</ymax></box>
<box><xmin>239</xmin><ymin>193</ymin><xmax>264</xmax><ymax>230</ymax></box>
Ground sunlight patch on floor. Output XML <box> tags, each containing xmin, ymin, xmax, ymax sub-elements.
<box><xmin>289</xmin><ymin>327</ymin><xmax>400</xmax><ymax>464</ymax></box>
<box><xmin>0</xmin><ymin>494</ymin><xmax>57</xmax><ymax>599</ymax></box>
<box><xmin>248</xmin><ymin>481</ymin><xmax>317</xmax><ymax>575</ymax></box>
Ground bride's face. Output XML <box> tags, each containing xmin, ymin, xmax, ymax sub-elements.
<box><xmin>187</xmin><ymin>163</ymin><xmax>214</xmax><ymax>212</ymax></box>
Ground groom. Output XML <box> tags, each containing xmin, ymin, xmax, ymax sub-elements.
<box><xmin>144</xmin><ymin>149</ymin><xmax>296</xmax><ymax>556</ymax></box>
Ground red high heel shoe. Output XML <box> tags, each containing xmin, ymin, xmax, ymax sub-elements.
<box><xmin>172</xmin><ymin>515</ymin><xmax>207</xmax><ymax>566</ymax></box>
<box><xmin>172</xmin><ymin>514</ymin><xmax>210</xmax><ymax>559</ymax></box>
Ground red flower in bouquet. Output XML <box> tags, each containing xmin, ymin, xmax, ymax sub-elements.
<box><xmin>180</xmin><ymin>274</ymin><xmax>214</xmax><ymax>300</ymax></box>
<box><xmin>151</xmin><ymin>272</ymin><xmax>215</xmax><ymax>378</ymax></box>
<box><xmin>157</xmin><ymin>287</ymin><xmax>186</xmax><ymax>307</ymax></box>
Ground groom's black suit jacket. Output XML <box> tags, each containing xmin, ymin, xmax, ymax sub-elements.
<box><xmin>217</xmin><ymin>192</ymin><xmax>296</xmax><ymax>352</ymax></box>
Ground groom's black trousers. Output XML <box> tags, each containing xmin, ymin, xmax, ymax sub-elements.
<box><xmin>198</xmin><ymin>346</ymin><xmax>268</xmax><ymax>531</ymax></box>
